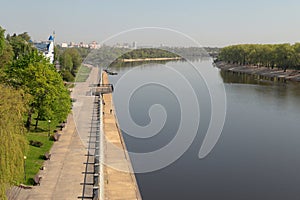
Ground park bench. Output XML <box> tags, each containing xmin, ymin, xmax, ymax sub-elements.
<box><xmin>57</xmin><ymin>123</ymin><xmax>65</xmax><ymax>131</ymax></box>
<box><xmin>53</xmin><ymin>132</ymin><xmax>61</xmax><ymax>141</ymax></box>
<box><xmin>19</xmin><ymin>184</ymin><xmax>33</xmax><ymax>189</ymax></box>
<box><xmin>44</xmin><ymin>152</ymin><xmax>51</xmax><ymax>160</ymax></box>
<box><xmin>34</xmin><ymin>175</ymin><xmax>42</xmax><ymax>186</ymax></box>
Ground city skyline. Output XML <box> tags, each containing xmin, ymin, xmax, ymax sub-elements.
<box><xmin>1</xmin><ymin>0</ymin><xmax>300</xmax><ymax>47</ymax></box>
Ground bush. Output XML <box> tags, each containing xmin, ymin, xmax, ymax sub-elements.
<box><xmin>61</xmin><ymin>70</ymin><xmax>75</xmax><ymax>82</ymax></box>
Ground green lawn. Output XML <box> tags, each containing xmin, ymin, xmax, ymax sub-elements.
<box><xmin>75</xmin><ymin>65</ymin><xmax>92</xmax><ymax>82</ymax></box>
<box><xmin>24</xmin><ymin>118</ymin><xmax>61</xmax><ymax>185</ymax></box>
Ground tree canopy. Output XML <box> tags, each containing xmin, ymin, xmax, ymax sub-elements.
<box><xmin>0</xmin><ymin>26</ymin><xmax>71</xmax><ymax>198</ymax></box>
<box><xmin>218</xmin><ymin>43</ymin><xmax>300</xmax><ymax>71</ymax></box>
<box><xmin>119</xmin><ymin>48</ymin><xmax>179</xmax><ymax>59</ymax></box>
<box><xmin>6</xmin><ymin>32</ymin><xmax>34</xmax><ymax>60</ymax></box>
<box><xmin>58</xmin><ymin>47</ymin><xmax>83</xmax><ymax>82</ymax></box>
<box><xmin>0</xmin><ymin>85</ymin><xmax>27</xmax><ymax>199</ymax></box>
<box><xmin>5</xmin><ymin>51</ymin><xmax>71</xmax><ymax>129</ymax></box>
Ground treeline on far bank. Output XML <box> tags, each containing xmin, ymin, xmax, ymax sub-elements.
<box><xmin>118</xmin><ymin>48</ymin><xmax>179</xmax><ymax>60</ymax></box>
<box><xmin>218</xmin><ymin>43</ymin><xmax>300</xmax><ymax>71</ymax></box>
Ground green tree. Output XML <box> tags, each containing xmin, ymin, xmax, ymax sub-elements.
<box><xmin>0</xmin><ymin>42</ymin><xmax>14</xmax><ymax>69</ymax></box>
<box><xmin>0</xmin><ymin>27</ymin><xmax>5</xmax><ymax>55</ymax></box>
<box><xmin>219</xmin><ymin>43</ymin><xmax>300</xmax><ymax>71</ymax></box>
<box><xmin>0</xmin><ymin>85</ymin><xmax>27</xmax><ymax>199</ymax></box>
<box><xmin>58</xmin><ymin>48</ymin><xmax>82</xmax><ymax>80</ymax></box>
<box><xmin>60</xmin><ymin>51</ymin><xmax>73</xmax><ymax>71</ymax></box>
<box><xmin>7</xmin><ymin>32</ymin><xmax>34</xmax><ymax>60</ymax></box>
<box><xmin>6</xmin><ymin>51</ymin><xmax>71</xmax><ymax>129</ymax></box>
<box><xmin>0</xmin><ymin>27</ymin><xmax>14</xmax><ymax>81</ymax></box>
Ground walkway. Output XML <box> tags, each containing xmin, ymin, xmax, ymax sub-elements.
<box><xmin>16</xmin><ymin>65</ymin><xmax>100</xmax><ymax>200</ymax></box>
<box><xmin>17</xmin><ymin>114</ymin><xmax>86</xmax><ymax>200</ymax></box>
<box><xmin>13</xmin><ymin>67</ymin><xmax>142</xmax><ymax>199</ymax></box>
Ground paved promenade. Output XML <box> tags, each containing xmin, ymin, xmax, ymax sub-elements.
<box><xmin>15</xmin><ymin>65</ymin><xmax>100</xmax><ymax>200</ymax></box>
<box><xmin>17</xmin><ymin>114</ymin><xmax>86</xmax><ymax>200</ymax></box>
<box><xmin>13</xmin><ymin>67</ymin><xmax>142</xmax><ymax>200</ymax></box>
<box><xmin>102</xmin><ymin>72</ymin><xmax>142</xmax><ymax>200</ymax></box>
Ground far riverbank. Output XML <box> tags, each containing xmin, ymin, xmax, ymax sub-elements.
<box><xmin>215</xmin><ymin>61</ymin><xmax>300</xmax><ymax>82</ymax></box>
<box><xmin>121</xmin><ymin>57</ymin><xmax>183</xmax><ymax>63</ymax></box>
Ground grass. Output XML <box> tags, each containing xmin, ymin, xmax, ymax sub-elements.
<box><xmin>75</xmin><ymin>65</ymin><xmax>92</xmax><ymax>82</ymax></box>
<box><xmin>24</xmin><ymin>117</ymin><xmax>61</xmax><ymax>185</ymax></box>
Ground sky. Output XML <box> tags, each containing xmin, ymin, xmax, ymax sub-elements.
<box><xmin>1</xmin><ymin>0</ymin><xmax>300</xmax><ymax>47</ymax></box>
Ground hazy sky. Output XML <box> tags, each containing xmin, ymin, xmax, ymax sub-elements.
<box><xmin>1</xmin><ymin>0</ymin><xmax>300</xmax><ymax>47</ymax></box>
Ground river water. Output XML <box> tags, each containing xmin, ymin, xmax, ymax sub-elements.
<box><xmin>108</xmin><ymin>59</ymin><xmax>300</xmax><ymax>200</ymax></box>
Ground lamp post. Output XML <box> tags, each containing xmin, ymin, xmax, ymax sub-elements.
<box><xmin>48</xmin><ymin>120</ymin><xmax>51</xmax><ymax>137</ymax></box>
<box><xmin>24</xmin><ymin>156</ymin><xmax>27</xmax><ymax>182</ymax></box>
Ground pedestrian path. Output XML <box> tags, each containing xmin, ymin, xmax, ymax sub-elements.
<box><xmin>17</xmin><ymin>114</ymin><xmax>87</xmax><ymax>200</ymax></box>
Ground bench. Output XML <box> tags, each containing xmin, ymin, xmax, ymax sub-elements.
<box><xmin>19</xmin><ymin>184</ymin><xmax>33</xmax><ymax>189</ymax></box>
<box><xmin>53</xmin><ymin>133</ymin><xmax>61</xmax><ymax>141</ymax></box>
<box><xmin>34</xmin><ymin>175</ymin><xmax>42</xmax><ymax>186</ymax></box>
<box><xmin>57</xmin><ymin>123</ymin><xmax>65</xmax><ymax>131</ymax></box>
<box><xmin>44</xmin><ymin>152</ymin><xmax>51</xmax><ymax>160</ymax></box>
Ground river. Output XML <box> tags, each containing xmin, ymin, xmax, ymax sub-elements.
<box><xmin>108</xmin><ymin>59</ymin><xmax>300</xmax><ymax>200</ymax></box>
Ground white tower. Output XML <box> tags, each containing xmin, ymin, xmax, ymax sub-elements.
<box><xmin>46</xmin><ymin>33</ymin><xmax>55</xmax><ymax>63</ymax></box>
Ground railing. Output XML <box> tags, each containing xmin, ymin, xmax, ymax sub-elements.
<box><xmin>79</xmin><ymin>96</ymin><xmax>101</xmax><ymax>200</ymax></box>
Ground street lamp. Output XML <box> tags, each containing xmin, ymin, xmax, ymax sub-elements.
<box><xmin>48</xmin><ymin>120</ymin><xmax>51</xmax><ymax>137</ymax></box>
<box><xmin>24</xmin><ymin>156</ymin><xmax>27</xmax><ymax>182</ymax></box>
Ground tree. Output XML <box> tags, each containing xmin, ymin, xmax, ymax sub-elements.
<box><xmin>18</xmin><ymin>32</ymin><xmax>30</xmax><ymax>42</ymax></box>
<box><xmin>0</xmin><ymin>27</ymin><xmax>5</xmax><ymax>55</ymax></box>
<box><xmin>67</xmin><ymin>48</ymin><xmax>82</xmax><ymax>74</ymax></box>
<box><xmin>0</xmin><ymin>27</ymin><xmax>14</xmax><ymax>82</ymax></box>
<box><xmin>0</xmin><ymin>41</ymin><xmax>14</xmax><ymax>69</ymax></box>
<box><xmin>6</xmin><ymin>32</ymin><xmax>34</xmax><ymax>60</ymax></box>
<box><xmin>60</xmin><ymin>51</ymin><xmax>73</xmax><ymax>71</ymax></box>
<box><xmin>6</xmin><ymin>51</ymin><xmax>71</xmax><ymax>129</ymax></box>
<box><xmin>218</xmin><ymin>43</ymin><xmax>300</xmax><ymax>71</ymax></box>
<box><xmin>0</xmin><ymin>84</ymin><xmax>27</xmax><ymax>199</ymax></box>
<box><xmin>61</xmin><ymin>70</ymin><xmax>75</xmax><ymax>82</ymax></box>
<box><xmin>59</xmin><ymin>48</ymin><xmax>82</xmax><ymax>81</ymax></box>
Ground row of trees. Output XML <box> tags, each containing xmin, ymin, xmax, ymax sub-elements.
<box><xmin>218</xmin><ymin>43</ymin><xmax>300</xmax><ymax>71</ymax></box>
<box><xmin>56</xmin><ymin>46</ymin><xmax>84</xmax><ymax>82</ymax></box>
<box><xmin>120</xmin><ymin>48</ymin><xmax>179</xmax><ymax>60</ymax></box>
<box><xmin>0</xmin><ymin>27</ymin><xmax>71</xmax><ymax>198</ymax></box>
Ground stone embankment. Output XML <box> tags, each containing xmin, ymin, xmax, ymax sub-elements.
<box><xmin>215</xmin><ymin>61</ymin><xmax>300</xmax><ymax>82</ymax></box>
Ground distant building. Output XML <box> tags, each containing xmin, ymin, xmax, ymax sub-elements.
<box><xmin>89</xmin><ymin>41</ymin><xmax>100</xmax><ymax>49</ymax></box>
<box><xmin>61</xmin><ymin>43</ymin><xmax>68</xmax><ymax>48</ymax></box>
<box><xmin>114</xmin><ymin>42</ymin><xmax>131</xmax><ymax>49</ymax></box>
<box><xmin>33</xmin><ymin>35</ymin><xmax>55</xmax><ymax>63</ymax></box>
<box><xmin>69</xmin><ymin>42</ymin><xmax>75</xmax><ymax>48</ymax></box>
<box><xmin>79</xmin><ymin>42</ymin><xmax>89</xmax><ymax>48</ymax></box>
<box><xmin>133</xmin><ymin>41</ymin><xmax>137</xmax><ymax>49</ymax></box>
